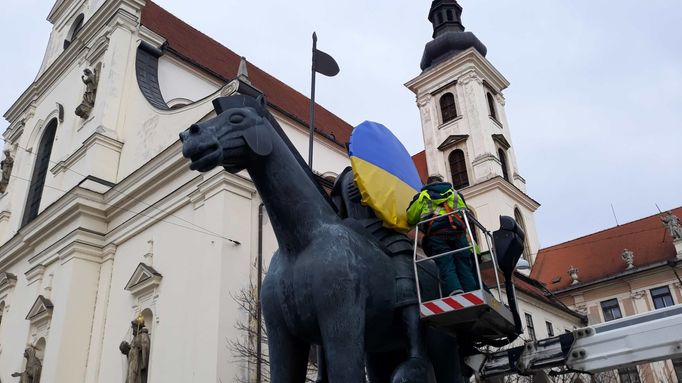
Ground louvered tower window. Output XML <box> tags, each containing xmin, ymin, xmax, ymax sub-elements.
<box><xmin>514</xmin><ymin>208</ymin><xmax>532</xmax><ymax>262</ymax></box>
<box><xmin>448</xmin><ymin>149</ymin><xmax>469</xmax><ymax>189</ymax></box>
<box><xmin>440</xmin><ymin>93</ymin><xmax>458</xmax><ymax>124</ymax></box>
<box><xmin>487</xmin><ymin>92</ymin><xmax>497</xmax><ymax>120</ymax></box>
<box><xmin>22</xmin><ymin>119</ymin><xmax>58</xmax><ymax>226</ymax></box>
<box><xmin>498</xmin><ymin>148</ymin><xmax>509</xmax><ymax>181</ymax></box>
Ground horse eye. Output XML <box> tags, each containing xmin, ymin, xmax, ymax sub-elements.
<box><xmin>229</xmin><ymin>113</ymin><xmax>245</xmax><ymax>124</ymax></box>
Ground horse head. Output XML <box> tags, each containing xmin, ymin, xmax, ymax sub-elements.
<box><xmin>179</xmin><ymin>95</ymin><xmax>273</xmax><ymax>174</ymax></box>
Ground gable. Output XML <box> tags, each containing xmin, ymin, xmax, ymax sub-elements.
<box><xmin>125</xmin><ymin>263</ymin><xmax>162</xmax><ymax>295</ymax></box>
<box><xmin>26</xmin><ymin>295</ymin><xmax>54</xmax><ymax>321</ymax></box>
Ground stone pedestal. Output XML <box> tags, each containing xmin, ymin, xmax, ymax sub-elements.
<box><xmin>674</xmin><ymin>239</ymin><xmax>682</xmax><ymax>260</ymax></box>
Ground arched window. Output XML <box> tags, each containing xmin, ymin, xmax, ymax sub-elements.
<box><xmin>63</xmin><ymin>14</ymin><xmax>85</xmax><ymax>49</ymax></box>
<box><xmin>449</xmin><ymin>149</ymin><xmax>469</xmax><ymax>189</ymax></box>
<box><xmin>436</xmin><ymin>12</ymin><xmax>443</xmax><ymax>24</ymax></box>
<box><xmin>446</xmin><ymin>9</ymin><xmax>454</xmax><ymax>21</ymax></box>
<box><xmin>514</xmin><ymin>208</ymin><xmax>532</xmax><ymax>263</ymax></box>
<box><xmin>486</xmin><ymin>92</ymin><xmax>497</xmax><ymax>120</ymax></box>
<box><xmin>498</xmin><ymin>148</ymin><xmax>509</xmax><ymax>181</ymax></box>
<box><xmin>439</xmin><ymin>93</ymin><xmax>458</xmax><ymax>123</ymax></box>
<box><xmin>22</xmin><ymin>119</ymin><xmax>58</xmax><ymax>226</ymax></box>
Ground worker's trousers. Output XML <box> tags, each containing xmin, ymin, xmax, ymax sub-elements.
<box><xmin>423</xmin><ymin>231</ymin><xmax>478</xmax><ymax>295</ymax></box>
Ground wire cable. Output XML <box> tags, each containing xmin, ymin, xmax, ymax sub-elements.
<box><xmin>8</xmin><ymin>173</ymin><xmax>240</xmax><ymax>243</ymax></box>
<box><xmin>1</xmin><ymin>137</ymin><xmax>241</xmax><ymax>244</ymax></box>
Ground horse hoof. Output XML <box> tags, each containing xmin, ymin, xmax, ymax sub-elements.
<box><xmin>391</xmin><ymin>357</ymin><xmax>429</xmax><ymax>383</ymax></box>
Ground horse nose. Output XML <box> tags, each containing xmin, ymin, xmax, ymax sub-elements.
<box><xmin>179</xmin><ymin>131</ymin><xmax>186</xmax><ymax>142</ymax></box>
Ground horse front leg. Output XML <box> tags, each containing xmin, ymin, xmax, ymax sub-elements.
<box><xmin>262</xmin><ymin>279</ymin><xmax>310</xmax><ymax>382</ymax></box>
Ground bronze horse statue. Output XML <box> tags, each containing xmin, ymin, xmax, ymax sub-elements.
<box><xmin>180</xmin><ymin>91</ymin><xmax>524</xmax><ymax>382</ymax></box>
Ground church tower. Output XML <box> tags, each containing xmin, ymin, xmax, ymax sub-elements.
<box><xmin>406</xmin><ymin>0</ymin><xmax>541</xmax><ymax>265</ymax></box>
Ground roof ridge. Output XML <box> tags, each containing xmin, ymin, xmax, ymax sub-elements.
<box><xmin>145</xmin><ymin>1</ymin><xmax>240</xmax><ymax>59</ymax></box>
<box><xmin>539</xmin><ymin>205</ymin><xmax>682</xmax><ymax>252</ymax></box>
<box><xmin>141</xmin><ymin>1</ymin><xmax>354</xmax><ymax>145</ymax></box>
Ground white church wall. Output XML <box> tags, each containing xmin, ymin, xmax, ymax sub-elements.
<box><xmin>157</xmin><ymin>56</ymin><xmax>221</xmax><ymax>106</ymax></box>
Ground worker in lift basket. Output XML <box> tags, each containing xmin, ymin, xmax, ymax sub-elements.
<box><xmin>407</xmin><ymin>174</ymin><xmax>478</xmax><ymax>296</ymax></box>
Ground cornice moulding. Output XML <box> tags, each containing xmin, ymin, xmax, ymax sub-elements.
<box><xmin>51</xmin><ymin>132</ymin><xmax>124</xmax><ymax>175</ymax></box>
<box><xmin>405</xmin><ymin>48</ymin><xmax>510</xmax><ymax>95</ymax></box>
<box><xmin>25</xmin><ymin>264</ymin><xmax>46</xmax><ymax>285</ymax></box>
<box><xmin>0</xmin><ymin>272</ymin><xmax>17</xmax><ymax>295</ymax></box>
<box><xmin>29</xmin><ymin>228</ymin><xmax>105</xmax><ymax>266</ymax></box>
<box><xmin>139</xmin><ymin>26</ymin><xmax>166</xmax><ymax>48</ymax></box>
<box><xmin>465</xmin><ymin>176</ymin><xmax>540</xmax><ymax>211</ymax></box>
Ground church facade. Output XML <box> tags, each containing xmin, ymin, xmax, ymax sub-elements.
<box><xmin>0</xmin><ymin>0</ymin><xmax>579</xmax><ymax>382</ymax></box>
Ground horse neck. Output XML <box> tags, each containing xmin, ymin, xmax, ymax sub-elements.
<box><xmin>247</xmin><ymin>135</ymin><xmax>337</xmax><ymax>254</ymax></box>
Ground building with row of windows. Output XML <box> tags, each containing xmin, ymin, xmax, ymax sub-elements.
<box><xmin>0</xmin><ymin>0</ymin><xmax>584</xmax><ymax>381</ymax></box>
<box><xmin>532</xmin><ymin>207</ymin><xmax>682</xmax><ymax>382</ymax></box>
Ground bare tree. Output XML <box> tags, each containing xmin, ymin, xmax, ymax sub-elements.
<box><xmin>228</xmin><ymin>282</ymin><xmax>319</xmax><ymax>383</ymax></box>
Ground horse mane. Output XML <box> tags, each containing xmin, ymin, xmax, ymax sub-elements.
<box><xmin>228</xmin><ymin>84</ymin><xmax>339</xmax><ymax>211</ymax></box>
<box><xmin>261</xmin><ymin>108</ymin><xmax>338</xmax><ymax>211</ymax></box>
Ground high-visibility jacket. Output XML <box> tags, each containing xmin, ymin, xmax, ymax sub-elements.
<box><xmin>406</xmin><ymin>182</ymin><xmax>467</xmax><ymax>231</ymax></box>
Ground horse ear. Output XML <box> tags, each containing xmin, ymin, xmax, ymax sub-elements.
<box><xmin>256</xmin><ymin>95</ymin><xmax>266</xmax><ymax>108</ymax></box>
<box><xmin>242</xmin><ymin>120</ymin><xmax>273</xmax><ymax>157</ymax></box>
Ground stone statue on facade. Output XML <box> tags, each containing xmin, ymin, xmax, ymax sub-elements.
<box><xmin>621</xmin><ymin>249</ymin><xmax>635</xmax><ymax>269</ymax></box>
<box><xmin>75</xmin><ymin>68</ymin><xmax>98</xmax><ymax>119</ymax></box>
<box><xmin>568</xmin><ymin>265</ymin><xmax>580</xmax><ymax>285</ymax></box>
<box><xmin>0</xmin><ymin>149</ymin><xmax>14</xmax><ymax>194</ymax></box>
<box><xmin>119</xmin><ymin>317</ymin><xmax>151</xmax><ymax>383</ymax></box>
<box><xmin>11</xmin><ymin>348</ymin><xmax>41</xmax><ymax>383</ymax></box>
<box><xmin>661</xmin><ymin>211</ymin><xmax>682</xmax><ymax>241</ymax></box>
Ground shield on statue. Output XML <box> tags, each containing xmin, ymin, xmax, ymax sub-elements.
<box><xmin>349</xmin><ymin>121</ymin><xmax>423</xmax><ymax>231</ymax></box>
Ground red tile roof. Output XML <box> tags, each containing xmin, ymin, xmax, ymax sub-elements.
<box><xmin>480</xmin><ymin>269</ymin><xmax>584</xmax><ymax>320</ymax></box>
<box><xmin>412</xmin><ymin>150</ymin><xmax>428</xmax><ymax>183</ymax></box>
<box><xmin>140</xmin><ymin>1</ymin><xmax>353</xmax><ymax>146</ymax></box>
<box><xmin>531</xmin><ymin>207</ymin><xmax>682</xmax><ymax>292</ymax></box>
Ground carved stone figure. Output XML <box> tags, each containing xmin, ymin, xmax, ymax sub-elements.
<box><xmin>661</xmin><ymin>211</ymin><xmax>682</xmax><ymax>241</ymax></box>
<box><xmin>119</xmin><ymin>317</ymin><xmax>151</xmax><ymax>383</ymax></box>
<box><xmin>621</xmin><ymin>249</ymin><xmax>635</xmax><ymax>269</ymax></box>
<box><xmin>180</xmin><ymin>91</ymin><xmax>527</xmax><ymax>382</ymax></box>
<box><xmin>11</xmin><ymin>348</ymin><xmax>41</xmax><ymax>383</ymax></box>
<box><xmin>0</xmin><ymin>149</ymin><xmax>14</xmax><ymax>193</ymax></box>
<box><xmin>75</xmin><ymin>68</ymin><xmax>98</xmax><ymax>119</ymax></box>
<box><xmin>568</xmin><ymin>266</ymin><xmax>580</xmax><ymax>285</ymax></box>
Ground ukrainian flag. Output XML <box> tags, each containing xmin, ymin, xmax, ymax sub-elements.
<box><xmin>349</xmin><ymin>121</ymin><xmax>423</xmax><ymax>231</ymax></box>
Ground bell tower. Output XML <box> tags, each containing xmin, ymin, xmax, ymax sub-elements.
<box><xmin>406</xmin><ymin>0</ymin><xmax>541</xmax><ymax>265</ymax></box>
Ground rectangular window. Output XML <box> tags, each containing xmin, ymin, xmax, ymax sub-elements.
<box><xmin>650</xmin><ymin>286</ymin><xmax>674</xmax><ymax>309</ymax></box>
<box><xmin>617</xmin><ymin>366</ymin><xmax>641</xmax><ymax>383</ymax></box>
<box><xmin>525</xmin><ymin>313</ymin><xmax>536</xmax><ymax>341</ymax></box>
<box><xmin>545</xmin><ymin>321</ymin><xmax>554</xmax><ymax>337</ymax></box>
<box><xmin>600</xmin><ymin>298</ymin><xmax>622</xmax><ymax>322</ymax></box>
<box><xmin>673</xmin><ymin>358</ymin><xmax>682</xmax><ymax>381</ymax></box>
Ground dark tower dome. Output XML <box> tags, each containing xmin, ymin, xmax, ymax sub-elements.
<box><xmin>420</xmin><ymin>0</ymin><xmax>487</xmax><ymax>71</ymax></box>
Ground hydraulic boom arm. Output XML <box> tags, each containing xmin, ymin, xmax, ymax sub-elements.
<box><xmin>467</xmin><ymin>304</ymin><xmax>682</xmax><ymax>380</ymax></box>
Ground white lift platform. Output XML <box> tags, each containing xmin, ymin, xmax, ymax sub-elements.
<box><xmin>467</xmin><ymin>304</ymin><xmax>682</xmax><ymax>380</ymax></box>
<box><xmin>413</xmin><ymin>210</ymin><xmax>518</xmax><ymax>342</ymax></box>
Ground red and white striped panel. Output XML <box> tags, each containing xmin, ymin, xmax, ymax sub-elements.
<box><xmin>420</xmin><ymin>291</ymin><xmax>485</xmax><ymax>318</ymax></box>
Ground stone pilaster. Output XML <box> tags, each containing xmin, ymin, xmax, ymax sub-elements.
<box><xmin>40</xmin><ymin>242</ymin><xmax>104</xmax><ymax>383</ymax></box>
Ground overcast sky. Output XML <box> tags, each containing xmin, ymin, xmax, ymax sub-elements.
<box><xmin>1</xmin><ymin>1</ymin><xmax>681</xmax><ymax>248</ymax></box>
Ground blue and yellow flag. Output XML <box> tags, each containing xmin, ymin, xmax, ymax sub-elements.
<box><xmin>349</xmin><ymin>121</ymin><xmax>423</xmax><ymax>231</ymax></box>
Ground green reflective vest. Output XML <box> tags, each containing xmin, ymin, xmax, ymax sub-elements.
<box><xmin>406</xmin><ymin>188</ymin><xmax>467</xmax><ymax>227</ymax></box>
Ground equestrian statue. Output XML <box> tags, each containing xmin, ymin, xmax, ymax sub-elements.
<box><xmin>179</xmin><ymin>84</ymin><xmax>525</xmax><ymax>382</ymax></box>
